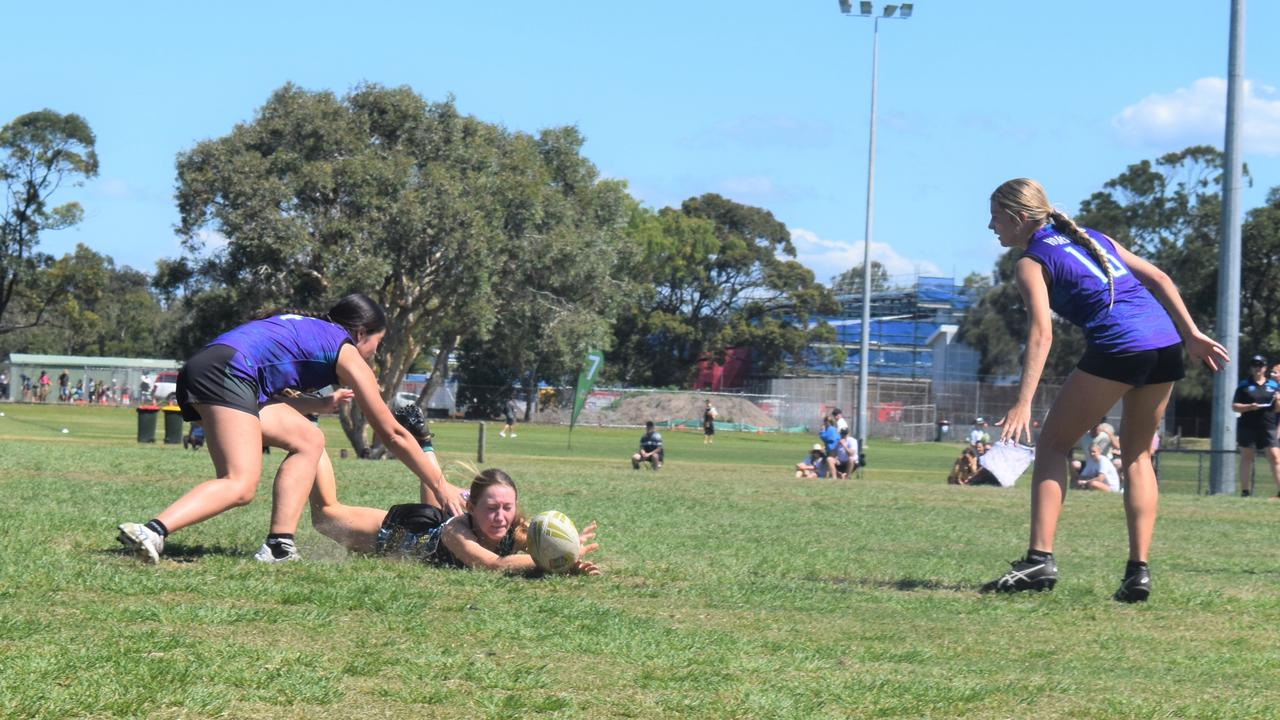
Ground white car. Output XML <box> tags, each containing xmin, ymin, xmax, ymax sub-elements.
<box><xmin>152</xmin><ymin>371</ymin><xmax>179</xmax><ymax>405</ymax></box>
<box><xmin>392</xmin><ymin>391</ymin><xmax>421</xmax><ymax>409</ymax></box>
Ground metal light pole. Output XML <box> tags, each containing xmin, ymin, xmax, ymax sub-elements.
<box><xmin>1210</xmin><ymin>0</ymin><xmax>1245</xmax><ymax>494</ymax></box>
<box><xmin>838</xmin><ymin>1</ymin><xmax>912</xmax><ymax>450</ymax></box>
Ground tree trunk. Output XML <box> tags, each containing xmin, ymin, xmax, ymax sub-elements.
<box><xmin>418</xmin><ymin>334</ymin><xmax>459</xmax><ymax>411</ymax></box>
<box><xmin>522</xmin><ymin>368</ymin><xmax>537</xmax><ymax>421</ymax></box>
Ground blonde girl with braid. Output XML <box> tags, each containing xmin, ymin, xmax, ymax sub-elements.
<box><xmin>980</xmin><ymin>178</ymin><xmax>1229</xmax><ymax>602</ymax></box>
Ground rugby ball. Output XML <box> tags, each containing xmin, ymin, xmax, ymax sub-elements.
<box><xmin>526</xmin><ymin>510</ymin><xmax>580</xmax><ymax>574</ymax></box>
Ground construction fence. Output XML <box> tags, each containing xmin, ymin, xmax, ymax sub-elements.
<box><xmin>463</xmin><ymin>375</ymin><xmax>1069</xmax><ymax>443</ymax></box>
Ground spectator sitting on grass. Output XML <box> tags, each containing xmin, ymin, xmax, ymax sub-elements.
<box><xmin>1074</xmin><ymin>444</ymin><xmax>1121</xmax><ymax>492</ymax></box>
<box><xmin>968</xmin><ymin>418</ymin><xmax>990</xmax><ymax>448</ymax></box>
<box><xmin>632</xmin><ymin>421</ymin><xmax>664</xmax><ymax>470</ymax></box>
<box><xmin>832</xmin><ymin>427</ymin><xmax>858</xmax><ymax>479</ymax></box>
<box><xmin>948</xmin><ymin>447</ymin><xmax>980</xmax><ymax>485</ymax></box>
<box><xmin>795</xmin><ymin>444</ymin><xmax>829</xmax><ymax>478</ymax></box>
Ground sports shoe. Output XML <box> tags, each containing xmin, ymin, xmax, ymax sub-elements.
<box><xmin>117</xmin><ymin>522</ymin><xmax>164</xmax><ymax>564</ymax></box>
<box><xmin>253</xmin><ymin>539</ymin><xmax>301</xmax><ymax>563</ymax></box>
<box><xmin>499</xmin><ymin>431</ymin><xmax>507</xmax><ymax>438</ymax></box>
<box><xmin>980</xmin><ymin>556</ymin><xmax>1057</xmax><ymax>593</ymax></box>
<box><xmin>1113</xmin><ymin>564</ymin><xmax>1151</xmax><ymax>603</ymax></box>
<box><xmin>509</xmin><ymin>433</ymin><xmax>517</xmax><ymax>438</ymax></box>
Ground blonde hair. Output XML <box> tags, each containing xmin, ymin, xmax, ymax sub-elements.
<box><xmin>992</xmin><ymin>178</ymin><xmax>1115</xmax><ymax>309</ymax></box>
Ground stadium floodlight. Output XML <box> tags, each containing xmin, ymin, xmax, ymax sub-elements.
<box><xmin>837</xmin><ymin>2</ymin><xmax>914</xmax><ymax>450</ymax></box>
<box><xmin>839</xmin><ymin>0</ymin><xmax>853</xmax><ymax>14</ymax></box>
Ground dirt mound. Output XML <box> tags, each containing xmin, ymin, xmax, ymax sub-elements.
<box><xmin>608</xmin><ymin>392</ymin><xmax>778</xmax><ymax>428</ymax></box>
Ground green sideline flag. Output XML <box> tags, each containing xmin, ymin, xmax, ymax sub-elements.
<box><xmin>570</xmin><ymin>349</ymin><xmax>604</xmax><ymax>436</ymax></box>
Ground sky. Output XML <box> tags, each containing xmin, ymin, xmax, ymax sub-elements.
<box><xmin>4</xmin><ymin>1</ymin><xmax>1278</xmax><ymax>290</ymax></box>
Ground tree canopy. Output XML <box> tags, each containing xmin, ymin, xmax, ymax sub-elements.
<box><xmin>0</xmin><ymin>110</ymin><xmax>99</xmax><ymax>335</ymax></box>
<box><xmin>162</xmin><ymin>83</ymin><xmax>632</xmax><ymax>452</ymax></box>
<box><xmin>608</xmin><ymin>193</ymin><xmax>838</xmax><ymax>386</ymax></box>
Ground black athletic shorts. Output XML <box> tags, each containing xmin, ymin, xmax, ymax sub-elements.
<box><xmin>176</xmin><ymin>344</ymin><xmax>261</xmax><ymax>422</ymax></box>
<box><xmin>1076</xmin><ymin>343</ymin><xmax>1185</xmax><ymax>387</ymax></box>
<box><xmin>1237</xmin><ymin>424</ymin><xmax>1279</xmax><ymax>451</ymax></box>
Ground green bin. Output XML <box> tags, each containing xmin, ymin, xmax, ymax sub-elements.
<box><xmin>162</xmin><ymin>406</ymin><xmax>184</xmax><ymax>445</ymax></box>
<box><xmin>136</xmin><ymin>406</ymin><xmax>160</xmax><ymax>443</ymax></box>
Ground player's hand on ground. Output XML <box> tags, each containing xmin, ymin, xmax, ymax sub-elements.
<box><xmin>1186</xmin><ymin>331</ymin><xmax>1229</xmax><ymax>371</ymax></box>
<box><xmin>578</xmin><ymin>521</ymin><xmax>597</xmax><ymax>548</ymax></box>
<box><xmin>570</xmin><ymin>559</ymin><xmax>601</xmax><ymax>576</ymax></box>
<box><xmin>996</xmin><ymin>403</ymin><xmax>1033</xmax><ymax>445</ymax></box>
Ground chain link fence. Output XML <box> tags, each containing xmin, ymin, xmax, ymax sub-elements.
<box><xmin>455</xmin><ymin>375</ymin><xmax>1070</xmax><ymax>442</ymax></box>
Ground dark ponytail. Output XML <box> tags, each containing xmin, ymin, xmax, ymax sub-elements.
<box><xmin>325</xmin><ymin>293</ymin><xmax>386</xmax><ymax>338</ymax></box>
<box><xmin>252</xmin><ymin>293</ymin><xmax>387</xmax><ymax>340</ymax></box>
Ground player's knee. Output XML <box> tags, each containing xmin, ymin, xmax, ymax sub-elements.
<box><xmin>226</xmin><ymin>482</ymin><xmax>257</xmax><ymax>507</ymax></box>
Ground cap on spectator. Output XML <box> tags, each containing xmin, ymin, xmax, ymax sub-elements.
<box><xmin>1251</xmin><ymin>354</ymin><xmax>1267</xmax><ymax>366</ymax></box>
<box><xmin>975</xmin><ymin>417</ymin><xmax>986</xmax><ymax>424</ymax></box>
<box><xmin>811</xmin><ymin>443</ymin><xmax>824</xmax><ymax>451</ymax></box>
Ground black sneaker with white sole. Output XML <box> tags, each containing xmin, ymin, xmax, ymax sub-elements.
<box><xmin>980</xmin><ymin>556</ymin><xmax>1057</xmax><ymax>593</ymax></box>
<box><xmin>1113</xmin><ymin>564</ymin><xmax>1151</xmax><ymax>603</ymax></box>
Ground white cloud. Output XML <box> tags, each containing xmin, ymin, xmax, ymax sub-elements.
<box><xmin>715</xmin><ymin>175</ymin><xmax>792</xmax><ymax>203</ymax></box>
<box><xmin>1113</xmin><ymin>77</ymin><xmax>1280</xmax><ymax>156</ymax></box>
<box><xmin>790</xmin><ymin>227</ymin><xmax>942</xmax><ymax>285</ymax></box>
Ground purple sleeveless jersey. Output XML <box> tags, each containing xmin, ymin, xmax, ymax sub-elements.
<box><xmin>1021</xmin><ymin>226</ymin><xmax>1181</xmax><ymax>354</ymax></box>
<box><xmin>207</xmin><ymin>315</ymin><xmax>353</xmax><ymax>403</ymax></box>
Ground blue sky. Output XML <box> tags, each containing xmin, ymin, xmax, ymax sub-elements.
<box><xmin>5</xmin><ymin>1</ymin><xmax>1278</xmax><ymax>289</ymax></box>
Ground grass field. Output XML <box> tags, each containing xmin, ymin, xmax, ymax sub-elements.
<box><xmin>2</xmin><ymin>403</ymin><xmax>1279</xmax><ymax>719</ymax></box>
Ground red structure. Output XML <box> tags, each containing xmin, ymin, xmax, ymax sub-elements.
<box><xmin>693</xmin><ymin>347</ymin><xmax>752</xmax><ymax>391</ymax></box>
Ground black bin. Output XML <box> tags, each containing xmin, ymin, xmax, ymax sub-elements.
<box><xmin>136</xmin><ymin>406</ymin><xmax>160</xmax><ymax>443</ymax></box>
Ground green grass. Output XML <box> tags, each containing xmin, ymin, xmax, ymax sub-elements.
<box><xmin>1</xmin><ymin>403</ymin><xmax>1279</xmax><ymax>719</ymax></box>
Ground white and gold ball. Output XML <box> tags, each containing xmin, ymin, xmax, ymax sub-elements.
<box><xmin>526</xmin><ymin>510</ymin><xmax>580</xmax><ymax>574</ymax></box>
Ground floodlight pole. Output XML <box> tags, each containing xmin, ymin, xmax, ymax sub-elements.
<box><xmin>1209</xmin><ymin>0</ymin><xmax>1245</xmax><ymax>494</ymax></box>
<box><xmin>841</xmin><ymin>2</ymin><xmax>912</xmax><ymax>450</ymax></box>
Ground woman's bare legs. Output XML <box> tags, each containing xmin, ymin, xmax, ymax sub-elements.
<box><xmin>1118</xmin><ymin>382</ymin><xmax>1173</xmax><ymax>563</ymax></box>
<box><xmin>1028</xmin><ymin>370</ymin><xmax>1133</xmax><ymax>553</ymax></box>
<box><xmin>257</xmin><ymin>402</ymin><xmax>327</xmax><ymax>535</ymax></box>
<box><xmin>155</xmin><ymin>404</ymin><xmax>265</xmax><ymax>532</ymax></box>
<box><xmin>308</xmin><ymin>449</ymin><xmax>387</xmax><ymax>554</ymax></box>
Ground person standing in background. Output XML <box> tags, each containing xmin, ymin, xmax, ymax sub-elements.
<box><xmin>1232</xmin><ymin>355</ymin><xmax>1280</xmax><ymax>498</ymax></box>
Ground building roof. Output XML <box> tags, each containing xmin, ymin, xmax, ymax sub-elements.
<box><xmin>4</xmin><ymin>353</ymin><xmax>180</xmax><ymax>369</ymax></box>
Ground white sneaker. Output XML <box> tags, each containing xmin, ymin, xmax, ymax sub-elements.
<box><xmin>499</xmin><ymin>431</ymin><xmax>507</xmax><ymax>438</ymax></box>
<box><xmin>117</xmin><ymin>522</ymin><xmax>164</xmax><ymax>564</ymax></box>
<box><xmin>253</xmin><ymin>539</ymin><xmax>301</xmax><ymax>563</ymax></box>
<box><xmin>510</xmin><ymin>433</ymin><xmax>517</xmax><ymax>438</ymax></box>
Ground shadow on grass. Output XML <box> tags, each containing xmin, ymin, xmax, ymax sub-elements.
<box><xmin>808</xmin><ymin>575</ymin><xmax>973</xmax><ymax>593</ymax></box>
<box><xmin>103</xmin><ymin>542</ymin><xmax>249</xmax><ymax>563</ymax></box>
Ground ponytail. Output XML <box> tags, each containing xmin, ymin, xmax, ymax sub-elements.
<box><xmin>249</xmin><ymin>292</ymin><xmax>387</xmax><ymax>340</ymax></box>
<box><xmin>1047</xmin><ymin>209</ymin><xmax>1115</xmax><ymax>310</ymax></box>
<box><xmin>992</xmin><ymin>178</ymin><xmax>1115</xmax><ymax>311</ymax></box>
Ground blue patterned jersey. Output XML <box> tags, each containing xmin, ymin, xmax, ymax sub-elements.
<box><xmin>207</xmin><ymin>315</ymin><xmax>352</xmax><ymax>404</ymax></box>
<box><xmin>1021</xmin><ymin>226</ymin><xmax>1181</xmax><ymax>354</ymax></box>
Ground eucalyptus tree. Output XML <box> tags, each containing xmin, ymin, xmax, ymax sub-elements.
<box><xmin>0</xmin><ymin>110</ymin><xmax>98</xmax><ymax>335</ymax></box>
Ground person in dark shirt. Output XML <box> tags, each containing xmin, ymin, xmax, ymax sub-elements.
<box><xmin>1232</xmin><ymin>354</ymin><xmax>1280</xmax><ymax>497</ymax></box>
<box><xmin>632</xmin><ymin>421</ymin><xmax>664</xmax><ymax>470</ymax></box>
